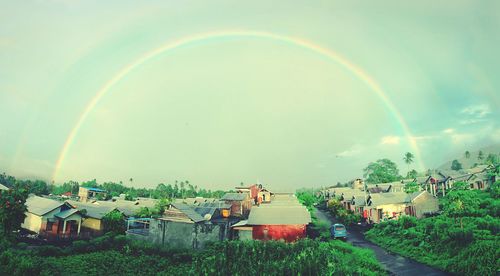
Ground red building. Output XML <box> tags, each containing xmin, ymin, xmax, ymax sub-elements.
<box><xmin>235</xmin><ymin>184</ymin><xmax>261</xmax><ymax>201</ymax></box>
<box><xmin>244</xmin><ymin>205</ymin><xmax>311</xmax><ymax>242</ymax></box>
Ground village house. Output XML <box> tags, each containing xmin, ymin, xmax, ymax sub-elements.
<box><xmin>0</xmin><ymin>183</ymin><xmax>8</xmax><ymax>190</ymax></box>
<box><xmin>78</xmin><ymin>186</ymin><xmax>107</xmax><ymax>202</ymax></box>
<box><xmin>221</xmin><ymin>192</ymin><xmax>253</xmax><ymax>217</ymax></box>
<box><xmin>127</xmin><ymin>202</ymin><xmax>235</xmax><ymax>249</ymax></box>
<box><xmin>66</xmin><ymin>200</ymin><xmax>118</xmax><ymax>237</ymax></box>
<box><xmin>235</xmin><ymin>184</ymin><xmax>261</xmax><ymax>201</ymax></box>
<box><xmin>232</xmin><ymin>193</ymin><xmax>311</xmax><ymax>242</ymax></box>
<box><xmin>22</xmin><ymin>195</ymin><xmax>82</xmax><ymax>239</ymax></box>
<box><xmin>357</xmin><ymin>192</ymin><xmax>409</xmax><ymax>223</ymax></box>
<box><xmin>257</xmin><ymin>188</ymin><xmax>272</xmax><ymax>203</ymax></box>
<box><xmin>404</xmin><ymin>191</ymin><xmax>439</xmax><ymax>218</ymax></box>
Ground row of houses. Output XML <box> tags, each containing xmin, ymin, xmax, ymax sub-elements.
<box><xmin>20</xmin><ymin>190</ymin><xmax>158</xmax><ymax>240</ymax></box>
<box><xmin>322</xmin><ymin>165</ymin><xmax>496</xmax><ymax>224</ymax></box>
<box><xmin>126</xmin><ymin>184</ymin><xmax>311</xmax><ymax>248</ymax></box>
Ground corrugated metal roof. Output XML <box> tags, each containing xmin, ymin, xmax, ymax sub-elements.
<box><xmin>221</xmin><ymin>193</ymin><xmax>247</xmax><ymax>201</ymax></box>
<box><xmin>54</xmin><ymin>208</ymin><xmax>80</xmax><ymax>219</ymax></box>
<box><xmin>67</xmin><ymin>200</ymin><xmax>117</xmax><ymax>219</ymax></box>
<box><xmin>368</xmin><ymin>192</ymin><xmax>408</xmax><ymax>207</ymax></box>
<box><xmin>247</xmin><ymin>206</ymin><xmax>311</xmax><ymax>225</ymax></box>
<box><xmin>82</xmin><ymin>187</ymin><xmax>106</xmax><ymax>193</ymax></box>
<box><xmin>171</xmin><ymin>203</ymin><xmax>206</xmax><ymax>222</ymax></box>
<box><xmin>25</xmin><ymin>195</ymin><xmax>64</xmax><ymax>216</ymax></box>
<box><xmin>0</xmin><ymin>183</ymin><xmax>8</xmax><ymax>190</ymax></box>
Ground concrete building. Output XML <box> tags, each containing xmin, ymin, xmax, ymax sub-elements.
<box><xmin>232</xmin><ymin>193</ymin><xmax>311</xmax><ymax>242</ymax></box>
<box><xmin>66</xmin><ymin>200</ymin><xmax>118</xmax><ymax>237</ymax></box>
<box><xmin>404</xmin><ymin>191</ymin><xmax>439</xmax><ymax>218</ymax></box>
<box><xmin>22</xmin><ymin>195</ymin><xmax>82</xmax><ymax>239</ymax></box>
<box><xmin>221</xmin><ymin>192</ymin><xmax>252</xmax><ymax>217</ymax></box>
<box><xmin>127</xmin><ymin>202</ymin><xmax>236</xmax><ymax>249</ymax></box>
<box><xmin>78</xmin><ymin>187</ymin><xmax>107</xmax><ymax>202</ymax></box>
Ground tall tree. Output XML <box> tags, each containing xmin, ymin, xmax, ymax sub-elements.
<box><xmin>464</xmin><ymin>151</ymin><xmax>470</xmax><ymax>159</ymax></box>
<box><xmin>363</xmin><ymin>159</ymin><xmax>401</xmax><ymax>184</ymax></box>
<box><xmin>451</xmin><ymin>159</ymin><xmax>463</xmax><ymax>171</ymax></box>
<box><xmin>403</xmin><ymin>152</ymin><xmax>415</xmax><ymax>178</ymax></box>
<box><xmin>478</xmin><ymin>151</ymin><xmax>484</xmax><ymax>162</ymax></box>
<box><xmin>0</xmin><ymin>183</ymin><xmax>29</xmax><ymax>241</ymax></box>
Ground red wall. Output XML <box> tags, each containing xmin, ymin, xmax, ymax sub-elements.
<box><xmin>252</xmin><ymin>225</ymin><xmax>306</xmax><ymax>242</ymax></box>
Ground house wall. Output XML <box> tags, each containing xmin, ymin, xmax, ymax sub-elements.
<box><xmin>22</xmin><ymin>212</ymin><xmax>43</xmax><ymax>233</ymax></box>
<box><xmin>252</xmin><ymin>224</ymin><xmax>306</xmax><ymax>242</ymax></box>
<box><xmin>81</xmin><ymin>217</ymin><xmax>103</xmax><ymax>232</ymax></box>
<box><xmin>412</xmin><ymin>193</ymin><xmax>439</xmax><ymax>218</ymax></box>
<box><xmin>142</xmin><ymin>220</ymin><xmax>222</xmax><ymax>249</ymax></box>
<box><xmin>367</xmin><ymin>203</ymin><xmax>406</xmax><ymax>223</ymax></box>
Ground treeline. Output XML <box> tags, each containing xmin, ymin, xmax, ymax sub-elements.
<box><xmin>365</xmin><ymin>181</ymin><xmax>500</xmax><ymax>275</ymax></box>
<box><xmin>0</xmin><ymin>173</ymin><xmax>227</xmax><ymax>200</ymax></box>
<box><xmin>0</xmin><ymin>233</ymin><xmax>386</xmax><ymax>276</ymax></box>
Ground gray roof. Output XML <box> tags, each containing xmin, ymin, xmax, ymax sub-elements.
<box><xmin>0</xmin><ymin>183</ymin><xmax>8</xmax><ymax>190</ymax></box>
<box><xmin>55</xmin><ymin>208</ymin><xmax>80</xmax><ymax>219</ymax></box>
<box><xmin>198</xmin><ymin>202</ymin><xmax>231</xmax><ymax>209</ymax></box>
<box><xmin>96</xmin><ymin>199</ymin><xmax>157</xmax><ymax>216</ymax></box>
<box><xmin>368</xmin><ymin>192</ymin><xmax>408</xmax><ymax>207</ymax></box>
<box><xmin>170</xmin><ymin>203</ymin><xmax>206</xmax><ymax>222</ymax></box>
<box><xmin>405</xmin><ymin>191</ymin><xmax>427</xmax><ymax>202</ymax></box>
<box><xmin>221</xmin><ymin>193</ymin><xmax>247</xmax><ymax>201</ymax></box>
<box><xmin>25</xmin><ymin>195</ymin><xmax>65</xmax><ymax>216</ymax></box>
<box><xmin>247</xmin><ymin>206</ymin><xmax>311</xmax><ymax>225</ymax></box>
<box><xmin>67</xmin><ymin>200</ymin><xmax>117</xmax><ymax>219</ymax></box>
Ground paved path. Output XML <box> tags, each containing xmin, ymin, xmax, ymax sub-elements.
<box><xmin>314</xmin><ymin>208</ymin><xmax>450</xmax><ymax>276</ymax></box>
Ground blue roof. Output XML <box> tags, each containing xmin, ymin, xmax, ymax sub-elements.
<box><xmin>84</xmin><ymin>187</ymin><xmax>106</xmax><ymax>192</ymax></box>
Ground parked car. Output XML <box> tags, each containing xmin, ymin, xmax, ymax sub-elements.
<box><xmin>330</xmin><ymin>223</ymin><xmax>347</xmax><ymax>239</ymax></box>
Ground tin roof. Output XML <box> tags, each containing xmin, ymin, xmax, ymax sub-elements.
<box><xmin>221</xmin><ymin>193</ymin><xmax>247</xmax><ymax>201</ymax></box>
<box><xmin>247</xmin><ymin>206</ymin><xmax>311</xmax><ymax>225</ymax></box>
<box><xmin>25</xmin><ymin>195</ymin><xmax>65</xmax><ymax>216</ymax></box>
<box><xmin>169</xmin><ymin>203</ymin><xmax>206</xmax><ymax>222</ymax></box>
<box><xmin>0</xmin><ymin>183</ymin><xmax>8</xmax><ymax>190</ymax></box>
<box><xmin>54</xmin><ymin>208</ymin><xmax>80</xmax><ymax>219</ymax></box>
<box><xmin>67</xmin><ymin>200</ymin><xmax>117</xmax><ymax>219</ymax></box>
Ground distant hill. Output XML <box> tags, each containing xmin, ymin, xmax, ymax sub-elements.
<box><xmin>436</xmin><ymin>144</ymin><xmax>500</xmax><ymax>171</ymax></box>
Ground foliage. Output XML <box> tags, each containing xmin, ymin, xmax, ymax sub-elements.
<box><xmin>102</xmin><ymin>210</ymin><xmax>126</xmax><ymax>235</ymax></box>
<box><xmin>407</xmin><ymin>169</ymin><xmax>418</xmax><ymax>179</ymax></box>
<box><xmin>0</xmin><ymin>182</ymin><xmax>29</xmax><ymax>241</ymax></box>
<box><xmin>325</xmin><ymin>198</ymin><xmax>361</xmax><ymax>225</ymax></box>
<box><xmin>451</xmin><ymin>159</ymin><xmax>463</xmax><ymax>171</ymax></box>
<box><xmin>403</xmin><ymin>181</ymin><xmax>419</xmax><ymax>194</ymax></box>
<box><xmin>366</xmin><ymin>187</ymin><xmax>500</xmax><ymax>275</ymax></box>
<box><xmin>0</xmin><ymin>235</ymin><xmax>386</xmax><ymax>276</ymax></box>
<box><xmin>363</xmin><ymin>159</ymin><xmax>401</xmax><ymax>184</ymax></box>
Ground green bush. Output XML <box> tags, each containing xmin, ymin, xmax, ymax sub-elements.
<box><xmin>366</xmin><ymin>189</ymin><xmax>500</xmax><ymax>275</ymax></box>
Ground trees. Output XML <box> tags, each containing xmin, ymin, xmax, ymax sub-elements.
<box><xmin>102</xmin><ymin>210</ymin><xmax>126</xmax><ymax>234</ymax></box>
<box><xmin>363</xmin><ymin>159</ymin><xmax>401</xmax><ymax>184</ymax></box>
<box><xmin>451</xmin><ymin>159</ymin><xmax>463</xmax><ymax>171</ymax></box>
<box><xmin>403</xmin><ymin>181</ymin><xmax>419</xmax><ymax>194</ymax></box>
<box><xmin>0</xmin><ymin>183</ymin><xmax>29</xmax><ymax>241</ymax></box>
<box><xmin>477</xmin><ymin>151</ymin><xmax>484</xmax><ymax>162</ymax></box>
<box><xmin>464</xmin><ymin>151</ymin><xmax>470</xmax><ymax>159</ymax></box>
<box><xmin>485</xmin><ymin>153</ymin><xmax>498</xmax><ymax>165</ymax></box>
<box><xmin>407</xmin><ymin>169</ymin><xmax>418</xmax><ymax>179</ymax></box>
<box><xmin>403</xmin><ymin>152</ymin><xmax>415</xmax><ymax>176</ymax></box>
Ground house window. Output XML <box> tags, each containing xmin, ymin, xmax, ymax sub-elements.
<box><xmin>46</xmin><ymin>221</ymin><xmax>54</xmax><ymax>231</ymax></box>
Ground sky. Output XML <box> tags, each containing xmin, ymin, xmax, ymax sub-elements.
<box><xmin>1</xmin><ymin>0</ymin><xmax>499</xmax><ymax>190</ymax></box>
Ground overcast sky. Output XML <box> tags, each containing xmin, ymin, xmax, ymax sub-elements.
<box><xmin>1</xmin><ymin>0</ymin><xmax>499</xmax><ymax>190</ymax></box>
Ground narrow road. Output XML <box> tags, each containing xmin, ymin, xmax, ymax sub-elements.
<box><xmin>314</xmin><ymin>208</ymin><xmax>450</xmax><ymax>276</ymax></box>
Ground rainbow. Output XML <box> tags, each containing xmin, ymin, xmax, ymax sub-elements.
<box><xmin>52</xmin><ymin>30</ymin><xmax>424</xmax><ymax>182</ymax></box>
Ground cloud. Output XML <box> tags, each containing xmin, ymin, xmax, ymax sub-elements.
<box><xmin>442</xmin><ymin>128</ymin><xmax>455</xmax><ymax>134</ymax></box>
<box><xmin>460</xmin><ymin>104</ymin><xmax>491</xmax><ymax>125</ymax></box>
<box><xmin>336</xmin><ymin>144</ymin><xmax>363</xmax><ymax>157</ymax></box>
<box><xmin>380</xmin><ymin>136</ymin><xmax>400</xmax><ymax>145</ymax></box>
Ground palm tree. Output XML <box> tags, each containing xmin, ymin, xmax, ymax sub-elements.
<box><xmin>478</xmin><ymin>151</ymin><xmax>484</xmax><ymax>162</ymax></box>
<box><xmin>403</xmin><ymin>152</ymin><xmax>415</xmax><ymax>177</ymax></box>
<box><xmin>464</xmin><ymin>151</ymin><xmax>470</xmax><ymax>159</ymax></box>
